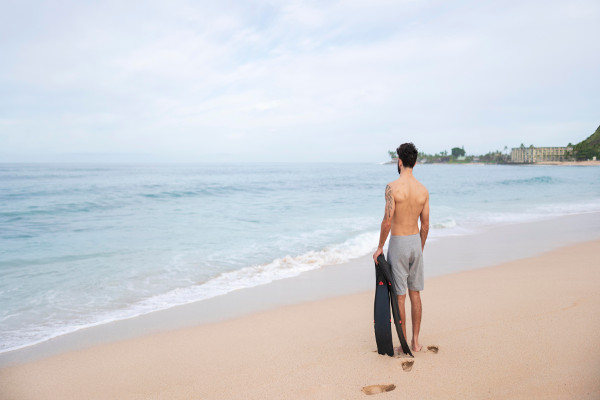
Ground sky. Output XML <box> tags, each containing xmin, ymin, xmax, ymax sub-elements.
<box><xmin>1</xmin><ymin>0</ymin><xmax>599</xmax><ymax>162</ymax></box>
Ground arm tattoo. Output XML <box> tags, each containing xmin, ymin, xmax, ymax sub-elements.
<box><xmin>384</xmin><ymin>184</ymin><xmax>393</xmax><ymax>220</ymax></box>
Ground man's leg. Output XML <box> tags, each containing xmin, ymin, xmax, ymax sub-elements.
<box><xmin>408</xmin><ymin>290</ymin><xmax>422</xmax><ymax>352</ymax></box>
<box><xmin>397</xmin><ymin>294</ymin><xmax>407</xmax><ymax>340</ymax></box>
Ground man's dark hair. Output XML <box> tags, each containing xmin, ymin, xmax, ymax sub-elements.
<box><xmin>396</xmin><ymin>143</ymin><xmax>418</xmax><ymax>168</ymax></box>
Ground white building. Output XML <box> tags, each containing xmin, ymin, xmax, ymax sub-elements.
<box><xmin>510</xmin><ymin>146</ymin><xmax>572</xmax><ymax>163</ymax></box>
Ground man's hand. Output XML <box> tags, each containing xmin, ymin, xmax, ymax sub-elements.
<box><xmin>373</xmin><ymin>247</ymin><xmax>383</xmax><ymax>264</ymax></box>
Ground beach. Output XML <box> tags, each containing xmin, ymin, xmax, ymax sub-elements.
<box><xmin>1</xmin><ymin>212</ymin><xmax>599</xmax><ymax>399</ymax></box>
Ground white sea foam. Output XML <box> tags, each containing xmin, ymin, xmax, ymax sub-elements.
<box><xmin>461</xmin><ymin>200</ymin><xmax>600</xmax><ymax>229</ymax></box>
<box><xmin>0</xmin><ymin>231</ymin><xmax>380</xmax><ymax>354</ymax></box>
<box><xmin>126</xmin><ymin>231</ymin><xmax>380</xmax><ymax>310</ymax></box>
<box><xmin>432</xmin><ymin>218</ymin><xmax>457</xmax><ymax>229</ymax></box>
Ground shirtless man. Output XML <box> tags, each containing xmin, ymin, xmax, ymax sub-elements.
<box><xmin>373</xmin><ymin>142</ymin><xmax>429</xmax><ymax>352</ymax></box>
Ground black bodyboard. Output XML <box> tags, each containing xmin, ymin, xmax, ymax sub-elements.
<box><xmin>374</xmin><ymin>263</ymin><xmax>394</xmax><ymax>356</ymax></box>
<box><xmin>375</xmin><ymin>254</ymin><xmax>413</xmax><ymax>357</ymax></box>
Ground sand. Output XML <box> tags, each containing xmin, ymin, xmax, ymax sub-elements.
<box><xmin>535</xmin><ymin>160</ymin><xmax>600</xmax><ymax>166</ymax></box>
<box><xmin>1</xmin><ymin>239</ymin><xmax>599</xmax><ymax>399</ymax></box>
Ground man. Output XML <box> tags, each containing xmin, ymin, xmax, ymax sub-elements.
<box><xmin>373</xmin><ymin>142</ymin><xmax>429</xmax><ymax>352</ymax></box>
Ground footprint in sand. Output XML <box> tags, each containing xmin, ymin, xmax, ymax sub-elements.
<box><xmin>401</xmin><ymin>360</ymin><xmax>414</xmax><ymax>372</ymax></box>
<box><xmin>426</xmin><ymin>345</ymin><xmax>439</xmax><ymax>354</ymax></box>
<box><xmin>362</xmin><ymin>384</ymin><xmax>396</xmax><ymax>395</ymax></box>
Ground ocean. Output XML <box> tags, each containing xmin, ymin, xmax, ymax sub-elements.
<box><xmin>1</xmin><ymin>162</ymin><xmax>599</xmax><ymax>353</ymax></box>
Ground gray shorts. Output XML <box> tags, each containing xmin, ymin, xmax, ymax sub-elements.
<box><xmin>387</xmin><ymin>234</ymin><xmax>424</xmax><ymax>295</ymax></box>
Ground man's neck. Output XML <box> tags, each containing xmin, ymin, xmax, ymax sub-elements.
<box><xmin>400</xmin><ymin>167</ymin><xmax>414</xmax><ymax>177</ymax></box>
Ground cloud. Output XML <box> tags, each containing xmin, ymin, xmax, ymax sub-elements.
<box><xmin>1</xmin><ymin>0</ymin><xmax>599</xmax><ymax>161</ymax></box>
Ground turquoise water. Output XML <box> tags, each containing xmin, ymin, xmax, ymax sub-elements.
<box><xmin>1</xmin><ymin>163</ymin><xmax>599</xmax><ymax>352</ymax></box>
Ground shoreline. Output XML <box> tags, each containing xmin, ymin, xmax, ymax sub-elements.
<box><xmin>535</xmin><ymin>160</ymin><xmax>600</xmax><ymax>166</ymax></box>
<box><xmin>381</xmin><ymin>160</ymin><xmax>600</xmax><ymax>166</ymax></box>
<box><xmin>1</xmin><ymin>238</ymin><xmax>599</xmax><ymax>399</ymax></box>
<box><xmin>1</xmin><ymin>211</ymin><xmax>599</xmax><ymax>368</ymax></box>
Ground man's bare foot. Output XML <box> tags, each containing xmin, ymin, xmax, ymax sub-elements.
<box><xmin>411</xmin><ymin>340</ymin><xmax>422</xmax><ymax>352</ymax></box>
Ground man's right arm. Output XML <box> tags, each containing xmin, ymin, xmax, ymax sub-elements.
<box><xmin>419</xmin><ymin>192</ymin><xmax>430</xmax><ymax>251</ymax></box>
<box><xmin>373</xmin><ymin>184</ymin><xmax>395</xmax><ymax>264</ymax></box>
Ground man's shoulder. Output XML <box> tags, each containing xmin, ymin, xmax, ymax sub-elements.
<box><xmin>385</xmin><ymin>177</ymin><xmax>398</xmax><ymax>186</ymax></box>
<box><xmin>419</xmin><ymin>181</ymin><xmax>429</xmax><ymax>195</ymax></box>
<box><xmin>414</xmin><ymin>178</ymin><xmax>429</xmax><ymax>194</ymax></box>
<box><xmin>386</xmin><ymin>179</ymin><xmax>402</xmax><ymax>191</ymax></box>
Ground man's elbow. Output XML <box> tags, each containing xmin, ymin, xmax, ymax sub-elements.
<box><xmin>381</xmin><ymin>219</ymin><xmax>392</xmax><ymax>230</ymax></box>
<box><xmin>420</xmin><ymin>222</ymin><xmax>430</xmax><ymax>233</ymax></box>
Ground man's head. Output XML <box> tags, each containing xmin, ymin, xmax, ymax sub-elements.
<box><xmin>396</xmin><ymin>143</ymin><xmax>418</xmax><ymax>172</ymax></box>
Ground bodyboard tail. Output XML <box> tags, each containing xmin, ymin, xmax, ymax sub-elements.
<box><xmin>376</xmin><ymin>254</ymin><xmax>414</xmax><ymax>357</ymax></box>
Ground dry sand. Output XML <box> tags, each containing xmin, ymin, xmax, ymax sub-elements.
<box><xmin>1</xmin><ymin>240</ymin><xmax>599</xmax><ymax>399</ymax></box>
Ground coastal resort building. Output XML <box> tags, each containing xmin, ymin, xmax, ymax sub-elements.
<box><xmin>510</xmin><ymin>146</ymin><xmax>572</xmax><ymax>163</ymax></box>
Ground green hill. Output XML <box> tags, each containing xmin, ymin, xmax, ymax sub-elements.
<box><xmin>572</xmin><ymin>125</ymin><xmax>600</xmax><ymax>160</ymax></box>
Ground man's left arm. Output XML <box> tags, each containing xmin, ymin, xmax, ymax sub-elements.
<box><xmin>419</xmin><ymin>191</ymin><xmax>430</xmax><ymax>251</ymax></box>
<box><xmin>373</xmin><ymin>184</ymin><xmax>394</xmax><ymax>264</ymax></box>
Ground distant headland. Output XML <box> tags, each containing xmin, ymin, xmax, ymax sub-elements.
<box><xmin>387</xmin><ymin>125</ymin><xmax>600</xmax><ymax>165</ymax></box>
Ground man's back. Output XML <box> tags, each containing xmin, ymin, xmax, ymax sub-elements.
<box><xmin>388</xmin><ymin>175</ymin><xmax>428</xmax><ymax>236</ymax></box>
